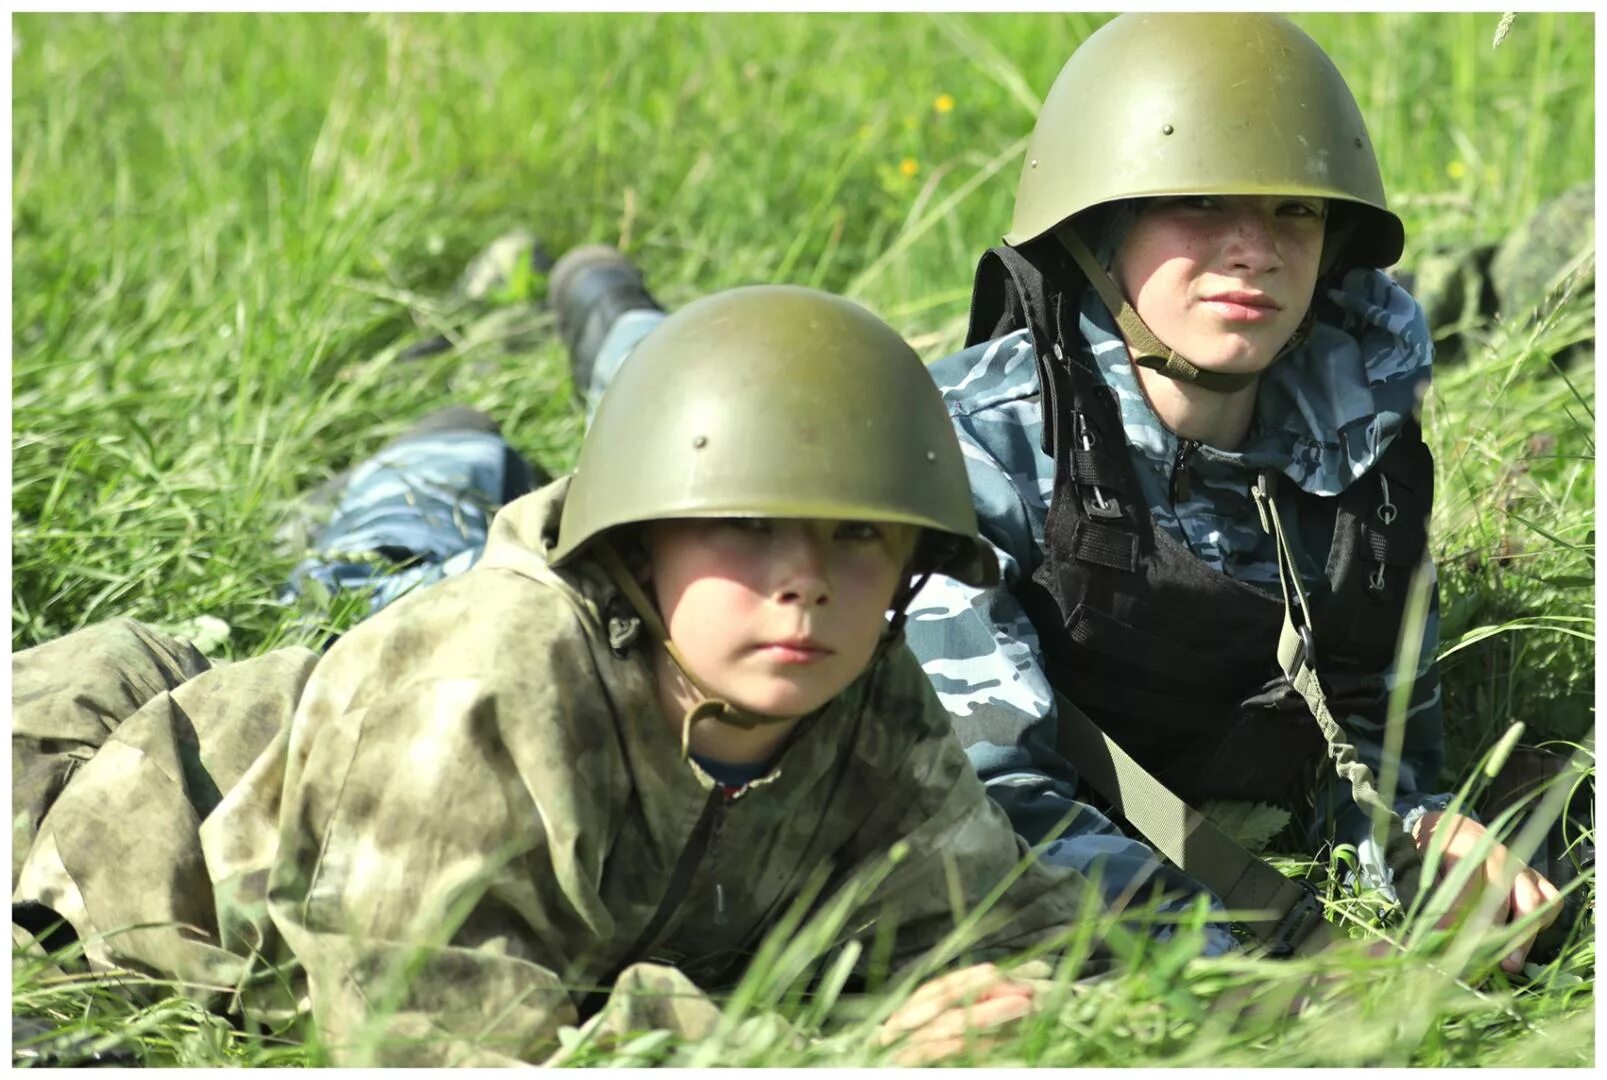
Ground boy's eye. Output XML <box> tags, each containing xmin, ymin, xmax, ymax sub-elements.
<box><xmin>726</xmin><ymin>518</ymin><xmax>772</xmax><ymax>535</ymax></box>
<box><xmin>1169</xmin><ymin>195</ymin><xmax>1220</xmax><ymax>211</ymax></box>
<box><xmin>835</xmin><ymin>522</ymin><xmax>884</xmax><ymax>542</ymax></box>
<box><xmin>1278</xmin><ymin>200</ymin><xmax>1325</xmax><ymax>219</ymax></box>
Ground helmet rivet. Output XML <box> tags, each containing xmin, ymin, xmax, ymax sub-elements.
<box><xmin>925</xmin><ymin>450</ymin><xmax>937</xmax><ymax>463</ymax></box>
<box><xmin>1354</xmin><ymin>136</ymin><xmax>1364</xmax><ymax>148</ymax></box>
<box><xmin>1161</xmin><ymin>123</ymin><xmax>1174</xmax><ymax>136</ymax></box>
<box><xmin>692</xmin><ymin>435</ymin><xmax>708</xmax><ymax>449</ymax></box>
<box><xmin>1029</xmin><ymin>158</ymin><xmax>1038</xmax><ymax>169</ymax></box>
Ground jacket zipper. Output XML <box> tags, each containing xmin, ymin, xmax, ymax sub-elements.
<box><xmin>590</xmin><ymin>786</ymin><xmax>724</xmax><ymax>1007</ymax></box>
<box><xmin>1171</xmin><ymin>438</ymin><xmax>1199</xmax><ymax>503</ymax></box>
<box><xmin>709</xmin><ymin>789</ymin><xmax>733</xmax><ymax>926</ymax></box>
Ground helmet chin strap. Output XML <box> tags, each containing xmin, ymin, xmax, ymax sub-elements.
<box><xmin>593</xmin><ymin>538</ymin><xmax>928</xmax><ymax>762</ymax></box>
<box><xmin>592</xmin><ymin>540</ymin><xmax>786</xmax><ymax>762</ymax></box>
<box><xmin>1054</xmin><ymin>223</ymin><xmax>1261</xmax><ymax>394</ymax></box>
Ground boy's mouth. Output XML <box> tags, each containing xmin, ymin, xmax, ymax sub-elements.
<box><xmin>1204</xmin><ymin>289</ymin><xmax>1280</xmax><ymax>309</ymax></box>
<box><xmin>754</xmin><ymin>637</ymin><xmax>835</xmax><ymax>663</ymax></box>
<box><xmin>1201</xmin><ymin>290</ymin><xmax>1282</xmax><ymax>323</ymax></box>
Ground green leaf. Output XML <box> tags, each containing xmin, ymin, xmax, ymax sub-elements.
<box><xmin>1198</xmin><ymin>800</ymin><xmax>1292</xmax><ymax>854</ymax></box>
<box><xmin>159</xmin><ymin>614</ymin><xmax>232</xmax><ymax>655</ymax></box>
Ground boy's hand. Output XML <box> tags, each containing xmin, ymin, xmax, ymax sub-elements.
<box><xmin>1412</xmin><ymin>810</ymin><xmax>1562</xmax><ymax>973</ymax></box>
<box><xmin>877</xmin><ymin>962</ymin><xmax>1041</xmax><ymax>1065</ymax></box>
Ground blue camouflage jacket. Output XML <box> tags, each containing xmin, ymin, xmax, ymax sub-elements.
<box><xmin>907</xmin><ymin>267</ymin><xmax>1455</xmax><ymax>886</ymax></box>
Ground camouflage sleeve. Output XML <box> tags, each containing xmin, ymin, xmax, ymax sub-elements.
<box><xmin>264</xmin><ymin>672</ymin><xmax>603</xmax><ymax>1066</ymax></box>
<box><xmin>903</xmin><ymin>423</ymin><xmax>1078</xmax><ymax>837</ymax></box>
<box><xmin>828</xmin><ymin>646</ymin><xmax>1103</xmax><ymax>970</ymax></box>
<box><xmin>12</xmin><ymin>617</ymin><xmax>214</xmax><ymax>877</ymax></box>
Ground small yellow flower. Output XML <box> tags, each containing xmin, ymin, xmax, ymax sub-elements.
<box><xmin>1446</xmin><ymin>160</ymin><xmax>1467</xmax><ymax>180</ymax></box>
<box><xmin>933</xmin><ymin>92</ymin><xmax>955</xmax><ymax>114</ymax></box>
<box><xmin>899</xmin><ymin>157</ymin><xmax>919</xmax><ymax>178</ymax></box>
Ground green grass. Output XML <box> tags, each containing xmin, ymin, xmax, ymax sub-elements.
<box><xmin>11</xmin><ymin>11</ymin><xmax>1594</xmax><ymax>1068</ymax></box>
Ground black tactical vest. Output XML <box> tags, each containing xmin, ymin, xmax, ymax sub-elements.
<box><xmin>965</xmin><ymin>243</ymin><xmax>1434</xmax><ymax>807</ymax></box>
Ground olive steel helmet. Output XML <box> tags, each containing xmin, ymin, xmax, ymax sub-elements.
<box><xmin>549</xmin><ymin>284</ymin><xmax>999</xmax><ymax>590</ymax></box>
<box><xmin>1008</xmin><ymin>12</ymin><xmax>1404</xmax><ymax>269</ymax></box>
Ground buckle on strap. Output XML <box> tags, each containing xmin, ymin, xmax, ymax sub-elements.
<box><xmin>1267</xmin><ymin>880</ymin><xmax>1326</xmax><ymax>958</ymax></box>
<box><xmin>1290</xmin><ymin>622</ymin><xmax>1317</xmax><ymax>674</ymax></box>
<box><xmin>1252</xmin><ymin>472</ymin><xmax>1277</xmax><ymax>534</ymax></box>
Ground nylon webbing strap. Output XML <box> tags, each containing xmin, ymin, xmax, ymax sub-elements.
<box><xmin>1052</xmin><ymin>225</ymin><xmax>1259</xmax><ymax>394</ymax></box>
<box><xmin>1053</xmin><ymin>691</ymin><xmax>1335</xmax><ymax>956</ymax></box>
<box><xmin>1073</xmin><ymin>523</ymin><xmax>1140</xmax><ymax>572</ymax></box>
<box><xmin>1251</xmin><ymin>471</ymin><xmax>1425</xmax><ymax>909</ymax></box>
<box><xmin>1071</xmin><ymin>446</ymin><xmax>1127</xmax><ymax>490</ymax></box>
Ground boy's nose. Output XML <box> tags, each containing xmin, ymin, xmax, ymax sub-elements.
<box><xmin>774</xmin><ymin>526</ymin><xmax>832</xmax><ymax>606</ymax></box>
<box><xmin>1223</xmin><ymin>208</ymin><xmax>1284</xmax><ymax>274</ymax></box>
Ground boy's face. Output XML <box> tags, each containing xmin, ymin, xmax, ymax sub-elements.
<box><xmin>647</xmin><ymin>517</ymin><xmax>919</xmax><ymax>719</ymax></box>
<box><xmin>1113</xmin><ymin>194</ymin><xmax>1326</xmax><ymax>373</ymax></box>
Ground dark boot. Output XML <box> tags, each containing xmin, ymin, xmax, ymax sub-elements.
<box><xmin>549</xmin><ymin>245</ymin><xmax>662</xmax><ymax>404</ymax></box>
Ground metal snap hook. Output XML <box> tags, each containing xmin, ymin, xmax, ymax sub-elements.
<box><xmin>1074</xmin><ymin>412</ymin><xmax>1110</xmax><ymax>511</ymax></box>
<box><xmin>1376</xmin><ymin>475</ymin><xmax>1398</xmax><ymax>525</ymax></box>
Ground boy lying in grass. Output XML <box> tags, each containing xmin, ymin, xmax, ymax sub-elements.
<box><xmin>12</xmin><ymin>286</ymin><xmax>1113</xmax><ymax>1065</ymax></box>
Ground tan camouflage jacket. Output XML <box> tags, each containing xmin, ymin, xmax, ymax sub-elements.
<box><xmin>12</xmin><ymin>478</ymin><xmax>1097</xmax><ymax>1065</ymax></box>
